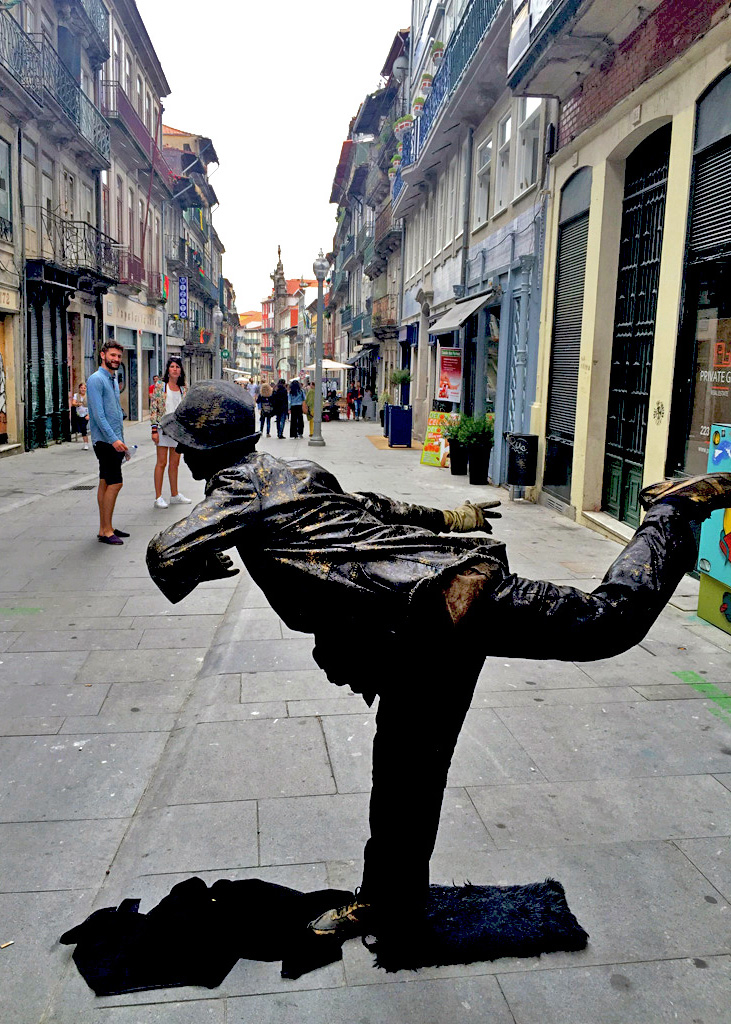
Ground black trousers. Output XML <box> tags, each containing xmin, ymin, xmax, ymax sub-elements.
<box><xmin>360</xmin><ymin>504</ymin><xmax>698</xmax><ymax>907</ymax></box>
<box><xmin>290</xmin><ymin>406</ymin><xmax>304</xmax><ymax>437</ymax></box>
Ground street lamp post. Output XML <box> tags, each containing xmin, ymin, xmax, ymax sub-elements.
<box><xmin>212</xmin><ymin>305</ymin><xmax>223</xmax><ymax>381</ymax></box>
<box><xmin>309</xmin><ymin>250</ymin><xmax>329</xmax><ymax>448</ymax></box>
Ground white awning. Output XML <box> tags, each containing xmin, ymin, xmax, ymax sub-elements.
<box><xmin>428</xmin><ymin>292</ymin><xmax>494</xmax><ymax>335</ymax></box>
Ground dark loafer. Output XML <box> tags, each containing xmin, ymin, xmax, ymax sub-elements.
<box><xmin>98</xmin><ymin>534</ymin><xmax>124</xmax><ymax>545</ymax></box>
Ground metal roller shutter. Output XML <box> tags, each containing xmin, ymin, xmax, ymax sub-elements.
<box><xmin>690</xmin><ymin>142</ymin><xmax>731</xmax><ymax>257</ymax></box>
<box><xmin>546</xmin><ymin>214</ymin><xmax>589</xmax><ymax>437</ymax></box>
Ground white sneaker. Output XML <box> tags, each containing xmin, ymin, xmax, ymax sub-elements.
<box><xmin>169</xmin><ymin>493</ymin><xmax>192</xmax><ymax>505</ymax></box>
<box><xmin>154</xmin><ymin>496</ymin><xmax>169</xmax><ymax>509</ymax></box>
<box><xmin>82</xmin><ymin>443</ymin><xmax>89</xmax><ymax>450</ymax></box>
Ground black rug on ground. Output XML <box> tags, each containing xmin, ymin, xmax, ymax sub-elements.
<box><xmin>370</xmin><ymin>879</ymin><xmax>589</xmax><ymax>972</ymax></box>
<box><xmin>60</xmin><ymin>877</ymin><xmax>355</xmax><ymax>996</ymax></box>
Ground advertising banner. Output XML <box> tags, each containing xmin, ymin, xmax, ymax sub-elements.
<box><xmin>437</xmin><ymin>346</ymin><xmax>462</xmax><ymax>403</ymax></box>
<box><xmin>178</xmin><ymin>276</ymin><xmax>188</xmax><ymax>319</ymax></box>
<box><xmin>421</xmin><ymin>410</ymin><xmax>459</xmax><ymax>467</ymax></box>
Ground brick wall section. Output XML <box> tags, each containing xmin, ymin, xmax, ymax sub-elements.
<box><xmin>558</xmin><ymin>0</ymin><xmax>729</xmax><ymax>148</ymax></box>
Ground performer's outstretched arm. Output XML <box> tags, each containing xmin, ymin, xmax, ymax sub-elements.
<box><xmin>349</xmin><ymin>491</ymin><xmax>501</xmax><ymax>534</ymax></box>
<box><xmin>147</xmin><ymin>471</ymin><xmax>259</xmax><ymax>603</ymax></box>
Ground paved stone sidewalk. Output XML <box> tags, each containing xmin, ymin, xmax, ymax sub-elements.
<box><xmin>0</xmin><ymin>420</ymin><xmax>730</xmax><ymax>1023</ymax></box>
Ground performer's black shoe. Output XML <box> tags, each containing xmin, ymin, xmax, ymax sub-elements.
<box><xmin>307</xmin><ymin>899</ymin><xmax>372</xmax><ymax>940</ymax></box>
<box><xmin>639</xmin><ymin>473</ymin><xmax>731</xmax><ymax>519</ymax></box>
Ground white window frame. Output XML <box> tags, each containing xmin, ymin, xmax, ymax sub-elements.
<box><xmin>474</xmin><ymin>134</ymin><xmax>492</xmax><ymax>227</ymax></box>
<box><xmin>494</xmin><ymin>113</ymin><xmax>512</xmax><ymax>214</ymax></box>
<box><xmin>515</xmin><ymin>97</ymin><xmax>541</xmax><ymax>196</ymax></box>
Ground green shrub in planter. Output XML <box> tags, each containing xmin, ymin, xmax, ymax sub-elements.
<box><xmin>389</xmin><ymin>369</ymin><xmax>412</xmax><ymax>388</ymax></box>
<box><xmin>458</xmin><ymin>414</ymin><xmax>495</xmax><ymax>484</ymax></box>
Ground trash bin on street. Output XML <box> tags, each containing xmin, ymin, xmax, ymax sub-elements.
<box><xmin>504</xmin><ymin>432</ymin><xmax>538</xmax><ymax>486</ymax></box>
<box><xmin>388</xmin><ymin>405</ymin><xmax>413</xmax><ymax>448</ymax></box>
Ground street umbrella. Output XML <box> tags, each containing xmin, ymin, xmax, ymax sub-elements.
<box><xmin>304</xmin><ymin>359</ymin><xmax>351</xmax><ymax>371</ymax></box>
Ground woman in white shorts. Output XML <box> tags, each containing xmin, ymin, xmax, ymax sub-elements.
<box><xmin>150</xmin><ymin>358</ymin><xmax>192</xmax><ymax>509</ymax></box>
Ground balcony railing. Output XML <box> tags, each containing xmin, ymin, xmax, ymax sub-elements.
<box><xmin>375</xmin><ymin>203</ymin><xmax>400</xmax><ymax>247</ymax></box>
<box><xmin>407</xmin><ymin>0</ymin><xmax>506</xmax><ymax>168</ymax></box>
<box><xmin>341</xmin><ymin>234</ymin><xmax>355</xmax><ymax>267</ymax></box>
<box><xmin>341</xmin><ymin>304</ymin><xmax>353</xmax><ymax>327</ymax></box>
<box><xmin>31</xmin><ymin>209</ymin><xmax>118</xmax><ymax>280</ymax></box>
<box><xmin>0</xmin><ymin>10</ymin><xmax>42</xmax><ymax>105</ymax></box>
<box><xmin>372</xmin><ymin>293</ymin><xmax>399</xmax><ymax>327</ymax></box>
<box><xmin>356</xmin><ymin>224</ymin><xmax>373</xmax><ymax>253</ymax></box>
<box><xmin>147</xmin><ymin>271</ymin><xmax>165</xmax><ymax>302</ymax></box>
<box><xmin>118</xmin><ymin>250</ymin><xmax>145</xmax><ymax>287</ymax></box>
<box><xmin>78</xmin><ymin>0</ymin><xmax>110</xmax><ymax>53</ymax></box>
<box><xmin>352</xmin><ymin>312</ymin><xmax>372</xmax><ymax>338</ymax></box>
<box><xmin>36</xmin><ymin>39</ymin><xmax>110</xmax><ymax>164</ymax></box>
<box><xmin>165</xmin><ymin>235</ymin><xmax>186</xmax><ymax>265</ymax></box>
<box><xmin>102</xmin><ymin>81</ymin><xmax>174</xmax><ymax>189</ymax></box>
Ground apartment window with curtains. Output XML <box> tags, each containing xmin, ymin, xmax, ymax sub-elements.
<box><xmin>101</xmin><ymin>171</ymin><xmax>109</xmax><ymax>235</ymax></box>
<box><xmin>475</xmin><ymin>135</ymin><xmax>492</xmax><ymax>226</ymax></box>
<box><xmin>138</xmin><ymin>199</ymin><xmax>145</xmax><ymax>260</ymax></box>
<box><xmin>516</xmin><ymin>97</ymin><xmax>541</xmax><ymax>194</ymax></box>
<box><xmin>495</xmin><ymin>113</ymin><xmax>512</xmax><ymax>212</ymax></box>
<box><xmin>62</xmin><ymin>169</ymin><xmax>75</xmax><ymax>219</ymax></box>
<box><xmin>447</xmin><ymin>156</ymin><xmax>457</xmax><ymax>244</ymax></box>
<box><xmin>83</xmin><ymin>184</ymin><xmax>93</xmax><ymax>225</ymax></box>
<box><xmin>128</xmin><ymin>188</ymin><xmax>134</xmax><ymax>254</ymax></box>
<box><xmin>136</xmin><ymin>76</ymin><xmax>143</xmax><ymax>118</ymax></box>
<box><xmin>113</xmin><ymin>32</ymin><xmax>121</xmax><ymax>82</ymax></box>
<box><xmin>145</xmin><ymin>93</ymin><xmax>152</xmax><ymax>134</ymax></box>
<box><xmin>454</xmin><ymin>145</ymin><xmax>464</xmax><ymax>238</ymax></box>
<box><xmin>124</xmin><ymin>55</ymin><xmax>132</xmax><ymax>97</ymax></box>
<box><xmin>116</xmin><ymin>176</ymin><xmax>123</xmax><ymax>242</ymax></box>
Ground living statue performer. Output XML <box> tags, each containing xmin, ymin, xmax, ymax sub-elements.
<box><xmin>146</xmin><ymin>381</ymin><xmax>731</xmax><ymax>948</ymax></box>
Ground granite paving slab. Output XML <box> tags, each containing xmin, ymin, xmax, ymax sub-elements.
<box><xmin>99</xmin><ymin>680</ymin><xmax>194</xmax><ymax>715</ymax></box>
<box><xmin>225</xmin><ymin>974</ymin><xmax>515</xmax><ymax>1024</ymax></box>
<box><xmin>131</xmin><ymin>613</ymin><xmax>224</xmax><ymax>631</ymax></box>
<box><xmin>259</xmin><ymin>792</ymin><xmax>370</xmax><ymax>865</ymax></box>
<box><xmin>188</xmin><ymin>701</ymin><xmax>288</xmax><ymax>723</ymax></box>
<box><xmin>240</xmin><ymin>669</ymin><xmax>337</xmax><ymax>703</ymax></box>
<box><xmin>204</xmin><ymin>638</ymin><xmax>318</xmax><ymax>675</ymax></box>
<box><xmin>122</xmin><ymin>591</ymin><xmax>233</xmax><ymax>617</ymax></box>
<box><xmin>0</xmin><ymin>716</ymin><xmax>63</xmax><ymax>736</ymax></box>
<box><xmin>467</xmin><ymin>775</ymin><xmax>731</xmax><ymax>848</ymax></box>
<box><xmin>494</xmin><ymin>699</ymin><xmax>731</xmax><ymax>781</ymax></box>
<box><xmin>476</xmin><ymin>657</ymin><xmax>599</xmax><ymax>691</ymax></box>
<box><xmin>184</xmin><ymin>674</ymin><xmax>242</xmax><ymax>709</ymax></box>
<box><xmin>212</xmin><ymin>607</ymin><xmax>287</xmax><ymax>643</ymax></box>
<box><xmin>0</xmin><ymin>683</ymin><xmax>108</xmax><ymax>719</ymax></box>
<box><xmin>0</xmin><ymin>819</ymin><xmax>128</xmax><ymax>891</ymax></box>
<box><xmin>0</xmin><ymin>732</ymin><xmax>169</xmax><ymax>821</ymax></box>
<box><xmin>79</xmin><ymin>649</ymin><xmax>207</xmax><ymax>684</ymax></box>
<box><xmin>7</xmin><ymin>630</ymin><xmax>145</xmax><ymax>653</ymax></box>
<box><xmin>137</xmin><ymin>624</ymin><xmax>219</xmax><ymax>649</ymax></box>
<box><xmin>164</xmin><ymin>718</ymin><xmax>336</xmax><ymax>804</ymax></box>
<box><xmin>0</xmin><ymin>595</ymin><xmax>128</xmax><ymax>622</ymax></box>
<box><xmin>471</xmin><ymin>685</ymin><xmax>639</xmax><ymax>707</ymax></box>
<box><xmin>497</xmin><ymin>955</ymin><xmax>731</xmax><ymax>1024</ymax></box>
<box><xmin>675</xmin><ymin>836</ymin><xmax>731</xmax><ymax>902</ymax></box>
<box><xmin>574</xmin><ymin>646</ymin><xmax>685</xmax><ymax>686</ymax></box>
<box><xmin>59</xmin><ymin>712</ymin><xmax>177</xmax><ymax>734</ymax></box>
<box><xmin>0</xmin><ymin>889</ymin><xmax>95</xmax><ymax>1024</ymax></box>
<box><xmin>0</xmin><ymin>651</ymin><xmax>88</xmax><ymax>684</ymax></box>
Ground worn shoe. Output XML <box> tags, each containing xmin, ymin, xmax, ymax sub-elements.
<box><xmin>308</xmin><ymin>900</ymin><xmax>372</xmax><ymax>940</ymax></box>
<box><xmin>154</xmin><ymin>496</ymin><xmax>169</xmax><ymax>509</ymax></box>
<box><xmin>98</xmin><ymin>534</ymin><xmax>123</xmax><ymax>545</ymax></box>
<box><xmin>639</xmin><ymin>473</ymin><xmax>731</xmax><ymax>518</ymax></box>
<box><xmin>169</xmin><ymin>493</ymin><xmax>192</xmax><ymax>505</ymax></box>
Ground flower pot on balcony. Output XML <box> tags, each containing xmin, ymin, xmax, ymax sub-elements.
<box><xmin>391</xmin><ymin>155</ymin><xmax>402</xmax><ymax>172</ymax></box>
<box><xmin>397</xmin><ymin>141</ymin><xmax>403</xmax><ymax>156</ymax></box>
<box><xmin>432</xmin><ymin>42</ymin><xmax>444</xmax><ymax>65</ymax></box>
<box><xmin>388</xmin><ymin>166</ymin><xmax>397</xmax><ymax>181</ymax></box>
<box><xmin>412</xmin><ymin>97</ymin><xmax>425</xmax><ymax>117</ymax></box>
<box><xmin>393</xmin><ymin>116</ymin><xmax>413</xmax><ymax>137</ymax></box>
<box><xmin>421</xmin><ymin>73</ymin><xmax>433</xmax><ymax>93</ymax></box>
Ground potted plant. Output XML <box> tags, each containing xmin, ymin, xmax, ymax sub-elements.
<box><xmin>421</xmin><ymin>72</ymin><xmax>433</xmax><ymax>93</ymax></box>
<box><xmin>389</xmin><ymin>368</ymin><xmax>411</xmax><ymax>403</ymax></box>
<box><xmin>458</xmin><ymin>413</ymin><xmax>495</xmax><ymax>485</ymax></box>
<box><xmin>440</xmin><ymin>415</ymin><xmax>467</xmax><ymax>475</ymax></box>
<box><xmin>412</xmin><ymin>96</ymin><xmax>426</xmax><ymax>117</ymax></box>
<box><xmin>388</xmin><ymin>165</ymin><xmax>397</xmax><ymax>181</ymax></box>
<box><xmin>393</xmin><ymin>115</ymin><xmax>414</xmax><ymax>137</ymax></box>
<box><xmin>391</xmin><ymin>153</ymin><xmax>402</xmax><ymax>172</ymax></box>
<box><xmin>431</xmin><ymin>40</ymin><xmax>445</xmax><ymax>65</ymax></box>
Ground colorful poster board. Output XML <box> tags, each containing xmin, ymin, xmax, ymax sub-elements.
<box><xmin>438</xmin><ymin>346</ymin><xmax>462</xmax><ymax>402</ymax></box>
<box><xmin>421</xmin><ymin>410</ymin><xmax>459</xmax><ymax>467</ymax></box>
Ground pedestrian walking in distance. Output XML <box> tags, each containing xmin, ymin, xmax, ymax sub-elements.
<box><xmin>257</xmin><ymin>381</ymin><xmax>274</xmax><ymax>436</ymax></box>
<box><xmin>304</xmin><ymin>379</ymin><xmax>318</xmax><ymax>438</ymax></box>
<box><xmin>150</xmin><ymin>358</ymin><xmax>192</xmax><ymax>510</ymax></box>
<box><xmin>86</xmin><ymin>340</ymin><xmax>129</xmax><ymax>545</ymax></box>
<box><xmin>272</xmin><ymin>379</ymin><xmax>288</xmax><ymax>439</ymax></box>
<box><xmin>71</xmin><ymin>381</ymin><xmax>90</xmax><ymax>448</ymax></box>
<box><xmin>147</xmin><ymin>380</ymin><xmax>731</xmax><ymax>956</ymax></box>
<box><xmin>288</xmin><ymin>379</ymin><xmax>305</xmax><ymax>438</ymax></box>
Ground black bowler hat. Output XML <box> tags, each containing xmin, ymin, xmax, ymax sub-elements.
<box><xmin>160</xmin><ymin>380</ymin><xmax>261</xmax><ymax>450</ymax></box>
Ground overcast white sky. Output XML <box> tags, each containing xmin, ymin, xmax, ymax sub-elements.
<box><xmin>136</xmin><ymin>0</ymin><xmax>411</xmax><ymax>312</ymax></box>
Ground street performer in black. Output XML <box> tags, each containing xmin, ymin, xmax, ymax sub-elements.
<box><xmin>147</xmin><ymin>380</ymin><xmax>731</xmax><ymax>947</ymax></box>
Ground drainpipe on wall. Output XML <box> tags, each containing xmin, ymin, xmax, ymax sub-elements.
<box><xmin>17</xmin><ymin>126</ymin><xmax>27</xmax><ymax>448</ymax></box>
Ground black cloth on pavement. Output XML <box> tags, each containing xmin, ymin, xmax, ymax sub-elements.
<box><xmin>59</xmin><ymin>877</ymin><xmax>355</xmax><ymax>996</ymax></box>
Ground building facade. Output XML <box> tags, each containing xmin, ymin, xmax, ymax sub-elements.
<box><xmin>509</xmin><ymin>0</ymin><xmax>731</xmax><ymax>537</ymax></box>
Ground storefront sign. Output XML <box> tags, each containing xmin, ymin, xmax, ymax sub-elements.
<box><xmin>437</xmin><ymin>346</ymin><xmax>462</xmax><ymax>403</ymax></box>
<box><xmin>179</xmin><ymin>276</ymin><xmax>188</xmax><ymax>319</ymax></box>
<box><xmin>421</xmin><ymin>410</ymin><xmax>459</xmax><ymax>468</ymax></box>
<box><xmin>0</xmin><ymin>287</ymin><xmax>19</xmax><ymax>313</ymax></box>
<box><xmin>105</xmin><ymin>295</ymin><xmax>164</xmax><ymax>332</ymax></box>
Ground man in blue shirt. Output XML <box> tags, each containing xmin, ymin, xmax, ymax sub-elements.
<box><xmin>86</xmin><ymin>340</ymin><xmax>129</xmax><ymax>545</ymax></box>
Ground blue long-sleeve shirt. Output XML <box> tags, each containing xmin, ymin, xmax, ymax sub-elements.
<box><xmin>86</xmin><ymin>366</ymin><xmax>124</xmax><ymax>445</ymax></box>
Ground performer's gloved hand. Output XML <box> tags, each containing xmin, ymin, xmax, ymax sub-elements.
<box><xmin>202</xmin><ymin>551</ymin><xmax>240</xmax><ymax>581</ymax></box>
<box><xmin>443</xmin><ymin>500</ymin><xmax>501</xmax><ymax>533</ymax></box>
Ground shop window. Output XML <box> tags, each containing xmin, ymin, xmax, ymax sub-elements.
<box><xmin>494</xmin><ymin>113</ymin><xmax>511</xmax><ymax>212</ymax></box>
<box><xmin>474</xmin><ymin>135</ymin><xmax>492</xmax><ymax>227</ymax></box>
<box><xmin>515</xmin><ymin>97</ymin><xmax>541</xmax><ymax>194</ymax></box>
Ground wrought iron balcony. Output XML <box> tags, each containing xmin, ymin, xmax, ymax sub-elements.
<box><xmin>165</xmin><ymin>235</ymin><xmax>186</xmax><ymax>266</ymax></box>
<box><xmin>372</xmin><ymin>293</ymin><xmax>399</xmax><ymax>328</ymax></box>
<box><xmin>118</xmin><ymin>250</ymin><xmax>145</xmax><ymax>288</ymax></box>
<box><xmin>407</xmin><ymin>0</ymin><xmax>506</xmax><ymax>168</ymax></box>
<box><xmin>341</xmin><ymin>304</ymin><xmax>353</xmax><ymax>327</ymax></box>
<box><xmin>0</xmin><ymin>10</ymin><xmax>42</xmax><ymax>106</ymax></box>
<box><xmin>37</xmin><ymin>38</ymin><xmax>110</xmax><ymax>165</ymax></box>
<box><xmin>31</xmin><ymin>209</ymin><xmax>118</xmax><ymax>281</ymax></box>
<box><xmin>102</xmin><ymin>81</ymin><xmax>174</xmax><ymax>190</ymax></box>
<box><xmin>147</xmin><ymin>271</ymin><xmax>165</xmax><ymax>302</ymax></box>
<box><xmin>375</xmin><ymin>203</ymin><xmax>400</xmax><ymax>250</ymax></box>
<box><xmin>78</xmin><ymin>0</ymin><xmax>110</xmax><ymax>59</ymax></box>
<box><xmin>351</xmin><ymin>312</ymin><xmax>372</xmax><ymax>338</ymax></box>
<box><xmin>341</xmin><ymin>234</ymin><xmax>356</xmax><ymax>269</ymax></box>
<box><xmin>356</xmin><ymin>224</ymin><xmax>373</xmax><ymax>254</ymax></box>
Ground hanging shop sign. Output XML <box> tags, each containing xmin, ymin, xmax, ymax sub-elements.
<box><xmin>421</xmin><ymin>410</ymin><xmax>459</xmax><ymax>468</ymax></box>
<box><xmin>179</xmin><ymin>276</ymin><xmax>189</xmax><ymax>319</ymax></box>
<box><xmin>437</xmin><ymin>346</ymin><xmax>463</xmax><ymax>403</ymax></box>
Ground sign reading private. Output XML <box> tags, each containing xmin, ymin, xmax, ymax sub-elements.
<box><xmin>437</xmin><ymin>346</ymin><xmax>463</xmax><ymax>403</ymax></box>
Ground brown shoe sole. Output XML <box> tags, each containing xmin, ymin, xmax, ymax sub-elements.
<box><xmin>639</xmin><ymin>473</ymin><xmax>731</xmax><ymax>511</ymax></box>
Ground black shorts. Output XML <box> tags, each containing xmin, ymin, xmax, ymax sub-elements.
<box><xmin>93</xmin><ymin>441</ymin><xmax>125</xmax><ymax>485</ymax></box>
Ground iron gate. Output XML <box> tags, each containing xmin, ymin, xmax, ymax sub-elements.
<box><xmin>603</xmin><ymin>125</ymin><xmax>671</xmax><ymax>527</ymax></box>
